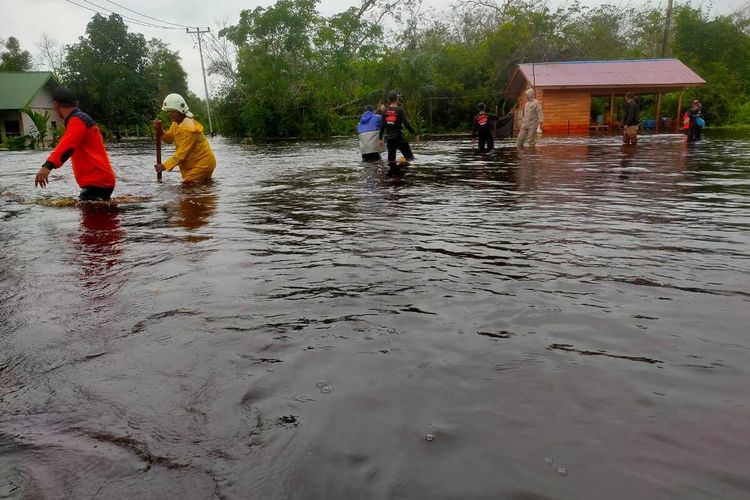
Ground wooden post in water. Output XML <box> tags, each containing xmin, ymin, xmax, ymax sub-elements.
<box><xmin>156</xmin><ymin>126</ymin><xmax>163</xmax><ymax>182</ymax></box>
<box><xmin>609</xmin><ymin>93</ymin><xmax>614</xmax><ymax>133</ymax></box>
<box><xmin>493</xmin><ymin>104</ymin><xmax>499</xmax><ymax>138</ymax></box>
<box><xmin>676</xmin><ymin>92</ymin><xmax>683</xmax><ymax>133</ymax></box>
<box><xmin>655</xmin><ymin>92</ymin><xmax>662</xmax><ymax>133</ymax></box>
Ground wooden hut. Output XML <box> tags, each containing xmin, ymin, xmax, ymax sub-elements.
<box><xmin>505</xmin><ymin>59</ymin><xmax>705</xmax><ymax>135</ymax></box>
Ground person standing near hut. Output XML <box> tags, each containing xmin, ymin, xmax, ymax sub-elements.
<box><xmin>687</xmin><ymin>99</ymin><xmax>704</xmax><ymax>142</ymax></box>
<box><xmin>153</xmin><ymin>93</ymin><xmax>216</xmax><ymax>183</ymax></box>
<box><xmin>622</xmin><ymin>92</ymin><xmax>640</xmax><ymax>146</ymax></box>
<box><xmin>472</xmin><ymin>103</ymin><xmax>498</xmax><ymax>153</ymax></box>
<box><xmin>517</xmin><ymin>88</ymin><xmax>543</xmax><ymax>147</ymax></box>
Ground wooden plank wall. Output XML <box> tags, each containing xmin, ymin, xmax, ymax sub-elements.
<box><xmin>512</xmin><ymin>85</ymin><xmax>591</xmax><ymax>135</ymax></box>
<box><xmin>542</xmin><ymin>90</ymin><xmax>590</xmax><ymax>134</ymax></box>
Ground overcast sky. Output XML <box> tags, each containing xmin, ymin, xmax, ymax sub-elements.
<box><xmin>2</xmin><ymin>0</ymin><xmax>746</xmax><ymax>96</ymax></box>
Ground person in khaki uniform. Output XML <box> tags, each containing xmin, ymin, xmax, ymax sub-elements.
<box><xmin>622</xmin><ymin>92</ymin><xmax>640</xmax><ymax>146</ymax></box>
<box><xmin>153</xmin><ymin>93</ymin><xmax>216</xmax><ymax>183</ymax></box>
<box><xmin>517</xmin><ymin>88</ymin><xmax>543</xmax><ymax>147</ymax></box>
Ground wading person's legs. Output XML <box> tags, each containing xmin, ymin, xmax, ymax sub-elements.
<box><xmin>79</xmin><ymin>186</ymin><xmax>114</xmax><ymax>201</ymax></box>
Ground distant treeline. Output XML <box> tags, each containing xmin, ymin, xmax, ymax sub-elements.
<box><xmin>207</xmin><ymin>0</ymin><xmax>750</xmax><ymax>137</ymax></box>
<box><xmin>2</xmin><ymin>0</ymin><xmax>749</xmax><ymax>139</ymax></box>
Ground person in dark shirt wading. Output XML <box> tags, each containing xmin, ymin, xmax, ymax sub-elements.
<box><xmin>472</xmin><ymin>103</ymin><xmax>498</xmax><ymax>153</ymax></box>
<box><xmin>687</xmin><ymin>99</ymin><xmax>704</xmax><ymax>143</ymax></box>
<box><xmin>622</xmin><ymin>92</ymin><xmax>640</xmax><ymax>146</ymax></box>
<box><xmin>379</xmin><ymin>91</ymin><xmax>419</xmax><ymax>166</ymax></box>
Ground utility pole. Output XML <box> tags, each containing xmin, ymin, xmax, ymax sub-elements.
<box><xmin>661</xmin><ymin>0</ymin><xmax>674</xmax><ymax>58</ymax></box>
<box><xmin>186</xmin><ymin>27</ymin><xmax>214</xmax><ymax>135</ymax></box>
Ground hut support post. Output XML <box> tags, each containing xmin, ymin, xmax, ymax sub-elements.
<box><xmin>429</xmin><ymin>97</ymin><xmax>433</xmax><ymax>131</ymax></box>
<box><xmin>609</xmin><ymin>93</ymin><xmax>614</xmax><ymax>132</ymax></box>
<box><xmin>676</xmin><ymin>92</ymin><xmax>683</xmax><ymax>133</ymax></box>
<box><xmin>655</xmin><ymin>92</ymin><xmax>662</xmax><ymax>133</ymax></box>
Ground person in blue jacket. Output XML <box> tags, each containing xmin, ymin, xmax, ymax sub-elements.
<box><xmin>358</xmin><ymin>105</ymin><xmax>385</xmax><ymax>161</ymax></box>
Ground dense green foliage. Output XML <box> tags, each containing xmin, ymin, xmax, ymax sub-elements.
<box><xmin>211</xmin><ymin>0</ymin><xmax>750</xmax><ymax>138</ymax></box>
<box><xmin>0</xmin><ymin>37</ymin><xmax>32</xmax><ymax>71</ymax></box>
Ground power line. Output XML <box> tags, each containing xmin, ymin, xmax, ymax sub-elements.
<box><xmin>79</xmin><ymin>0</ymin><xmax>184</xmax><ymax>29</ymax></box>
<box><xmin>62</xmin><ymin>0</ymin><xmax>107</xmax><ymax>17</ymax></box>
<box><xmin>102</xmin><ymin>0</ymin><xmax>191</xmax><ymax>28</ymax></box>
<box><xmin>61</xmin><ymin>0</ymin><xmax>183</xmax><ymax>30</ymax></box>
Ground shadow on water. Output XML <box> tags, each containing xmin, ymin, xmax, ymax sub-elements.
<box><xmin>1</xmin><ymin>135</ymin><xmax>750</xmax><ymax>499</ymax></box>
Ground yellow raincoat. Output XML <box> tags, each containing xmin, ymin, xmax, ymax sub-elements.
<box><xmin>162</xmin><ymin>118</ymin><xmax>216</xmax><ymax>183</ymax></box>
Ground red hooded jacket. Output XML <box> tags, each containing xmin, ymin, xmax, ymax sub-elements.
<box><xmin>44</xmin><ymin>109</ymin><xmax>116</xmax><ymax>189</ymax></box>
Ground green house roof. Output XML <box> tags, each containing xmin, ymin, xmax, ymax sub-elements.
<box><xmin>0</xmin><ymin>71</ymin><xmax>59</xmax><ymax>110</ymax></box>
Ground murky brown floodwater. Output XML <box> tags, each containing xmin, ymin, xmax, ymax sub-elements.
<box><xmin>1</xmin><ymin>133</ymin><xmax>749</xmax><ymax>499</ymax></box>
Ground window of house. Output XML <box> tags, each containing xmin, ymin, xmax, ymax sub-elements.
<box><xmin>4</xmin><ymin>120</ymin><xmax>20</xmax><ymax>136</ymax></box>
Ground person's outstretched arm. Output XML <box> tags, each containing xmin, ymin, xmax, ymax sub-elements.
<box><xmin>35</xmin><ymin>117</ymin><xmax>88</xmax><ymax>187</ymax></box>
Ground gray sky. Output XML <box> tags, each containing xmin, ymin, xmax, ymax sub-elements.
<box><xmin>2</xmin><ymin>0</ymin><xmax>746</xmax><ymax>96</ymax></box>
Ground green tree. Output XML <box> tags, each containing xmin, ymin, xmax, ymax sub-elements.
<box><xmin>0</xmin><ymin>36</ymin><xmax>33</xmax><ymax>71</ymax></box>
<box><xmin>147</xmin><ymin>39</ymin><xmax>189</xmax><ymax>99</ymax></box>
<box><xmin>62</xmin><ymin>14</ymin><xmax>156</xmax><ymax>131</ymax></box>
<box><xmin>672</xmin><ymin>5</ymin><xmax>750</xmax><ymax>123</ymax></box>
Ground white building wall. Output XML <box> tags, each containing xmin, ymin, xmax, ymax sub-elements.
<box><xmin>21</xmin><ymin>84</ymin><xmax>58</xmax><ymax>146</ymax></box>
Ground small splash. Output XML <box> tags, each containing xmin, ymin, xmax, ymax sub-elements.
<box><xmin>425</xmin><ymin>433</ymin><xmax>435</xmax><ymax>442</ymax></box>
<box><xmin>556</xmin><ymin>466</ymin><xmax>568</xmax><ymax>477</ymax></box>
<box><xmin>316</xmin><ymin>380</ymin><xmax>333</xmax><ymax>393</ymax></box>
<box><xmin>16</xmin><ymin>194</ymin><xmax>151</xmax><ymax>208</ymax></box>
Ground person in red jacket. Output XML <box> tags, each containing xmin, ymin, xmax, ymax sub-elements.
<box><xmin>34</xmin><ymin>87</ymin><xmax>116</xmax><ymax>201</ymax></box>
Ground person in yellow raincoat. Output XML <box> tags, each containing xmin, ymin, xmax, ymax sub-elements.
<box><xmin>153</xmin><ymin>93</ymin><xmax>216</xmax><ymax>183</ymax></box>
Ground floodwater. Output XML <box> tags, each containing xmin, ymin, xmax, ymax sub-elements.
<box><xmin>1</xmin><ymin>134</ymin><xmax>749</xmax><ymax>499</ymax></box>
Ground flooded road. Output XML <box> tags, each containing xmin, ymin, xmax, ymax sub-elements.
<box><xmin>1</xmin><ymin>134</ymin><xmax>749</xmax><ymax>499</ymax></box>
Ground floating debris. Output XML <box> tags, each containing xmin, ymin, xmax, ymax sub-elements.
<box><xmin>547</xmin><ymin>343</ymin><xmax>662</xmax><ymax>364</ymax></box>
<box><xmin>315</xmin><ymin>381</ymin><xmax>327</xmax><ymax>388</ymax></box>
<box><xmin>544</xmin><ymin>457</ymin><xmax>554</xmax><ymax>465</ymax></box>
<box><xmin>278</xmin><ymin>415</ymin><xmax>300</xmax><ymax>428</ymax></box>
<box><xmin>556</xmin><ymin>466</ymin><xmax>568</xmax><ymax>477</ymax></box>
<box><xmin>477</xmin><ymin>330</ymin><xmax>513</xmax><ymax>339</ymax></box>
<box><xmin>425</xmin><ymin>433</ymin><xmax>435</xmax><ymax>442</ymax></box>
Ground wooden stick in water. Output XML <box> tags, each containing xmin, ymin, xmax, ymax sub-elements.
<box><xmin>156</xmin><ymin>126</ymin><xmax>163</xmax><ymax>182</ymax></box>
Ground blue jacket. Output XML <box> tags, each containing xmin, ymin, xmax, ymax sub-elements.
<box><xmin>357</xmin><ymin>111</ymin><xmax>382</xmax><ymax>134</ymax></box>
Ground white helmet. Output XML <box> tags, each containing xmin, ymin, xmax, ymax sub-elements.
<box><xmin>162</xmin><ymin>93</ymin><xmax>193</xmax><ymax>118</ymax></box>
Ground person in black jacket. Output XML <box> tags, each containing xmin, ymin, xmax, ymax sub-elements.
<box><xmin>622</xmin><ymin>92</ymin><xmax>640</xmax><ymax>146</ymax></box>
<box><xmin>379</xmin><ymin>91</ymin><xmax>419</xmax><ymax>165</ymax></box>
<box><xmin>687</xmin><ymin>100</ymin><xmax>703</xmax><ymax>142</ymax></box>
<box><xmin>472</xmin><ymin>103</ymin><xmax>498</xmax><ymax>153</ymax></box>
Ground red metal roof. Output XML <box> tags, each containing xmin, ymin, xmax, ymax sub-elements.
<box><xmin>506</xmin><ymin>59</ymin><xmax>705</xmax><ymax>95</ymax></box>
